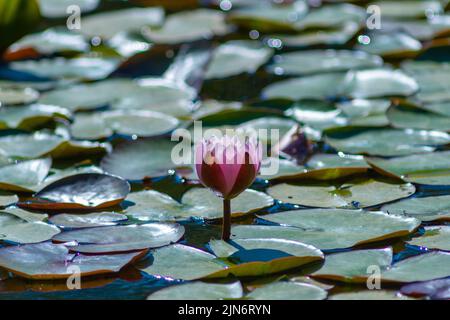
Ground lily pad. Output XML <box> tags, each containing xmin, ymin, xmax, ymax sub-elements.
<box><xmin>124</xmin><ymin>188</ymin><xmax>274</xmax><ymax>221</ymax></box>
<box><xmin>0</xmin><ymin>193</ymin><xmax>19</xmax><ymax>207</ymax></box>
<box><xmin>138</xmin><ymin>244</ymin><xmax>226</xmax><ymax>280</ymax></box>
<box><xmin>407</xmin><ymin>226</ymin><xmax>450</xmax><ymax>251</ymax></box>
<box><xmin>266</xmin><ymin>177</ymin><xmax>415</xmax><ymax>208</ymax></box>
<box><xmin>37</xmin><ymin>0</ymin><xmax>100</xmax><ymax>18</ymax></box>
<box><xmin>0</xmin><ymin>132</ymin><xmax>109</xmax><ymax>159</ymax></box>
<box><xmin>401</xmin><ymin>278</ymin><xmax>450</xmax><ymax>299</ymax></box>
<box><xmin>324</xmin><ymin>127</ymin><xmax>450</xmax><ymax>156</ymax></box>
<box><xmin>355</xmin><ymin>33</ymin><xmax>422</xmax><ymax>58</ymax></box>
<box><xmin>329</xmin><ymin>290</ymin><xmax>414</xmax><ymax>300</ymax></box>
<box><xmin>381</xmin><ymin>195</ymin><xmax>450</xmax><ymax>222</ymax></box>
<box><xmin>0</xmin><ymin>104</ymin><xmax>71</xmax><ymax>131</ymax></box>
<box><xmin>53</xmin><ymin>223</ymin><xmax>185</xmax><ymax>254</ymax></box>
<box><xmin>71</xmin><ymin>110</ymin><xmax>180</xmax><ymax>139</ymax></box>
<box><xmin>371</xmin><ymin>1</ymin><xmax>442</xmax><ymax>19</ymax></box>
<box><xmin>381</xmin><ymin>252</ymin><xmax>450</xmax><ymax>283</ymax></box>
<box><xmin>268</xmin><ymin>50</ymin><xmax>382</xmax><ymax>76</ymax></box>
<box><xmin>100</xmin><ymin>138</ymin><xmax>179</xmax><ymax>180</ymax></box>
<box><xmin>10</xmin><ymin>57</ymin><xmax>120</xmax><ymax>81</ymax></box>
<box><xmin>143</xmin><ymin>9</ymin><xmax>230</xmax><ymax>44</ymax></box>
<box><xmin>0</xmin><ymin>87</ymin><xmax>39</xmax><ymax>105</ymax></box>
<box><xmin>79</xmin><ymin>7</ymin><xmax>164</xmax><ymax>39</ymax></box>
<box><xmin>0</xmin><ymin>211</ymin><xmax>60</xmax><ymax>244</ymax></box>
<box><xmin>246</xmin><ymin>282</ymin><xmax>327</xmax><ymax>300</ymax></box>
<box><xmin>147</xmin><ymin>282</ymin><xmax>244</xmax><ymax>300</ymax></box>
<box><xmin>367</xmin><ymin>151</ymin><xmax>450</xmax><ymax>184</ymax></box>
<box><xmin>0</xmin><ymin>242</ymin><xmax>144</xmax><ymax>280</ymax></box>
<box><xmin>20</xmin><ymin>173</ymin><xmax>130</xmax><ymax>211</ymax></box>
<box><xmin>0</xmin><ymin>158</ymin><xmax>51</xmax><ymax>192</ymax></box>
<box><xmin>49</xmin><ymin>212</ymin><xmax>128</xmax><ymax>229</ymax></box>
<box><xmin>7</xmin><ymin>28</ymin><xmax>88</xmax><ymax>56</ymax></box>
<box><xmin>312</xmin><ymin>248</ymin><xmax>393</xmax><ymax>282</ymax></box>
<box><xmin>233</xmin><ymin>209</ymin><xmax>419</xmax><ymax>250</ymax></box>
<box><xmin>205</xmin><ymin>40</ymin><xmax>273</xmax><ymax>79</ymax></box>
<box><xmin>387</xmin><ymin>104</ymin><xmax>450</xmax><ymax>132</ymax></box>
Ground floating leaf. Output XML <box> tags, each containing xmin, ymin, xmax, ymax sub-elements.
<box><xmin>371</xmin><ymin>1</ymin><xmax>442</xmax><ymax>19</ymax></box>
<box><xmin>53</xmin><ymin>223</ymin><xmax>184</xmax><ymax>254</ymax></box>
<box><xmin>143</xmin><ymin>9</ymin><xmax>230</xmax><ymax>44</ymax></box>
<box><xmin>3</xmin><ymin>206</ymin><xmax>47</xmax><ymax>222</ymax></box>
<box><xmin>124</xmin><ymin>188</ymin><xmax>274</xmax><ymax>221</ymax></box>
<box><xmin>407</xmin><ymin>226</ymin><xmax>450</xmax><ymax>251</ymax></box>
<box><xmin>233</xmin><ymin>209</ymin><xmax>419</xmax><ymax>250</ymax></box>
<box><xmin>324</xmin><ymin>127</ymin><xmax>450</xmax><ymax>156</ymax></box>
<box><xmin>0</xmin><ymin>132</ymin><xmax>109</xmax><ymax>159</ymax></box>
<box><xmin>101</xmin><ymin>138</ymin><xmax>178</xmax><ymax>180</ymax></box>
<box><xmin>71</xmin><ymin>110</ymin><xmax>180</xmax><ymax>140</ymax></box>
<box><xmin>147</xmin><ymin>282</ymin><xmax>244</xmax><ymax>300</ymax></box>
<box><xmin>367</xmin><ymin>151</ymin><xmax>450</xmax><ymax>185</ymax></box>
<box><xmin>49</xmin><ymin>212</ymin><xmax>128</xmax><ymax>229</ymax></box>
<box><xmin>37</xmin><ymin>0</ymin><xmax>99</xmax><ymax>18</ymax></box>
<box><xmin>246</xmin><ymin>282</ymin><xmax>327</xmax><ymax>300</ymax></box>
<box><xmin>312</xmin><ymin>248</ymin><xmax>393</xmax><ymax>282</ymax></box>
<box><xmin>0</xmin><ymin>242</ymin><xmax>144</xmax><ymax>280</ymax></box>
<box><xmin>381</xmin><ymin>252</ymin><xmax>450</xmax><ymax>283</ymax></box>
<box><xmin>79</xmin><ymin>7</ymin><xmax>164</xmax><ymax>39</ymax></box>
<box><xmin>330</xmin><ymin>290</ymin><xmax>413</xmax><ymax>300</ymax></box>
<box><xmin>387</xmin><ymin>103</ymin><xmax>450</xmax><ymax>132</ymax></box>
<box><xmin>0</xmin><ymin>193</ymin><xmax>19</xmax><ymax>207</ymax></box>
<box><xmin>355</xmin><ymin>33</ymin><xmax>422</xmax><ymax>58</ymax></box>
<box><xmin>0</xmin><ymin>158</ymin><xmax>51</xmax><ymax>192</ymax></box>
<box><xmin>0</xmin><ymin>210</ymin><xmax>60</xmax><ymax>244</ymax></box>
<box><xmin>381</xmin><ymin>195</ymin><xmax>450</xmax><ymax>222</ymax></box>
<box><xmin>20</xmin><ymin>173</ymin><xmax>130</xmax><ymax>211</ymax></box>
<box><xmin>268</xmin><ymin>50</ymin><xmax>382</xmax><ymax>76</ymax></box>
<box><xmin>10</xmin><ymin>57</ymin><xmax>120</xmax><ymax>81</ymax></box>
<box><xmin>0</xmin><ymin>104</ymin><xmax>71</xmax><ymax>131</ymax></box>
<box><xmin>138</xmin><ymin>244</ymin><xmax>226</xmax><ymax>280</ymax></box>
<box><xmin>401</xmin><ymin>278</ymin><xmax>450</xmax><ymax>300</ymax></box>
<box><xmin>0</xmin><ymin>87</ymin><xmax>39</xmax><ymax>105</ymax></box>
<box><xmin>205</xmin><ymin>40</ymin><xmax>273</xmax><ymax>79</ymax></box>
<box><xmin>266</xmin><ymin>177</ymin><xmax>415</xmax><ymax>208</ymax></box>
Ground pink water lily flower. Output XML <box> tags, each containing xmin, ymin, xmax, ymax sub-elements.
<box><xmin>195</xmin><ymin>135</ymin><xmax>262</xmax><ymax>240</ymax></box>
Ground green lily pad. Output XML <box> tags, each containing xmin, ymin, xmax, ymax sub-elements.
<box><xmin>246</xmin><ymin>282</ymin><xmax>327</xmax><ymax>300</ymax></box>
<box><xmin>147</xmin><ymin>281</ymin><xmax>244</xmax><ymax>300</ymax></box>
<box><xmin>407</xmin><ymin>226</ymin><xmax>450</xmax><ymax>251</ymax></box>
<box><xmin>337</xmin><ymin>99</ymin><xmax>391</xmax><ymax>118</ymax></box>
<box><xmin>71</xmin><ymin>110</ymin><xmax>180</xmax><ymax>140</ymax></box>
<box><xmin>8</xmin><ymin>28</ymin><xmax>88</xmax><ymax>55</ymax></box>
<box><xmin>37</xmin><ymin>0</ymin><xmax>99</xmax><ymax>18</ymax></box>
<box><xmin>0</xmin><ymin>193</ymin><xmax>19</xmax><ymax>207</ymax></box>
<box><xmin>228</xmin><ymin>2</ymin><xmax>308</xmax><ymax>32</ymax></box>
<box><xmin>0</xmin><ymin>242</ymin><xmax>144</xmax><ymax>280</ymax></box>
<box><xmin>0</xmin><ymin>87</ymin><xmax>39</xmax><ymax>105</ymax></box>
<box><xmin>268</xmin><ymin>50</ymin><xmax>382</xmax><ymax>76</ymax></box>
<box><xmin>356</xmin><ymin>32</ymin><xmax>422</xmax><ymax>59</ymax></box>
<box><xmin>124</xmin><ymin>188</ymin><xmax>274</xmax><ymax>221</ymax></box>
<box><xmin>324</xmin><ymin>127</ymin><xmax>450</xmax><ymax>156</ymax></box>
<box><xmin>3</xmin><ymin>206</ymin><xmax>47</xmax><ymax>222</ymax></box>
<box><xmin>387</xmin><ymin>104</ymin><xmax>450</xmax><ymax>132</ymax></box>
<box><xmin>329</xmin><ymin>290</ymin><xmax>414</xmax><ymax>300</ymax></box>
<box><xmin>266</xmin><ymin>177</ymin><xmax>415</xmax><ymax>208</ymax></box>
<box><xmin>381</xmin><ymin>252</ymin><xmax>450</xmax><ymax>283</ymax></box>
<box><xmin>0</xmin><ymin>211</ymin><xmax>60</xmax><ymax>244</ymax></box>
<box><xmin>138</xmin><ymin>244</ymin><xmax>226</xmax><ymax>280</ymax></box>
<box><xmin>205</xmin><ymin>40</ymin><xmax>273</xmax><ymax>80</ymax></box>
<box><xmin>10</xmin><ymin>57</ymin><xmax>120</xmax><ymax>81</ymax></box>
<box><xmin>371</xmin><ymin>1</ymin><xmax>442</xmax><ymax>19</ymax></box>
<box><xmin>49</xmin><ymin>212</ymin><xmax>128</xmax><ymax>229</ymax></box>
<box><xmin>381</xmin><ymin>195</ymin><xmax>450</xmax><ymax>222</ymax></box>
<box><xmin>233</xmin><ymin>209</ymin><xmax>419</xmax><ymax>250</ymax></box>
<box><xmin>367</xmin><ymin>151</ymin><xmax>450</xmax><ymax>184</ymax></box>
<box><xmin>100</xmin><ymin>138</ymin><xmax>179</xmax><ymax>180</ymax></box>
<box><xmin>0</xmin><ymin>158</ymin><xmax>51</xmax><ymax>192</ymax></box>
<box><xmin>21</xmin><ymin>173</ymin><xmax>130</xmax><ymax>211</ymax></box>
<box><xmin>143</xmin><ymin>9</ymin><xmax>230</xmax><ymax>44</ymax></box>
<box><xmin>277</xmin><ymin>21</ymin><xmax>360</xmax><ymax>48</ymax></box>
<box><xmin>53</xmin><ymin>223</ymin><xmax>185</xmax><ymax>254</ymax></box>
<box><xmin>312</xmin><ymin>248</ymin><xmax>393</xmax><ymax>282</ymax></box>
<box><xmin>0</xmin><ymin>104</ymin><xmax>71</xmax><ymax>131</ymax></box>
<box><xmin>419</xmin><ymin>101</ymin><xmax>450</xmax><ymax>117</ymax></box>
<box><xmin>307</xmin><ymin>153</ymin><xmax>369</xmax><ymax>170</ymax></box>
<box><xmin>0</xmin><ymin>132</ymin><xmax>109</xmax><ymax>159</ymax></box>
<box><xmin>79</xmin><ymin>7</ymin><xmax>164</xmax><ymax>39</ymax></box>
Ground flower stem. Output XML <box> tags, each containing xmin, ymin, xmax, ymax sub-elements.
<box><xmin>222</xmin><ymin>198</ymin><xmax>231</xmax><ymax>241</ymax></box>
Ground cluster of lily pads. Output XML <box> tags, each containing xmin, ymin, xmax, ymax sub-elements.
<box><xmin>0</xmin><ymin>0</ymin><xmax>449</xmax><ymax>300</ymax></box>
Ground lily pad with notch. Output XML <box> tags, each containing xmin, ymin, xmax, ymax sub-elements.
<box><xmin>381</xmin><ymin>195</ymin><xmax>450</xmax><ymax>222</ymax></box>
